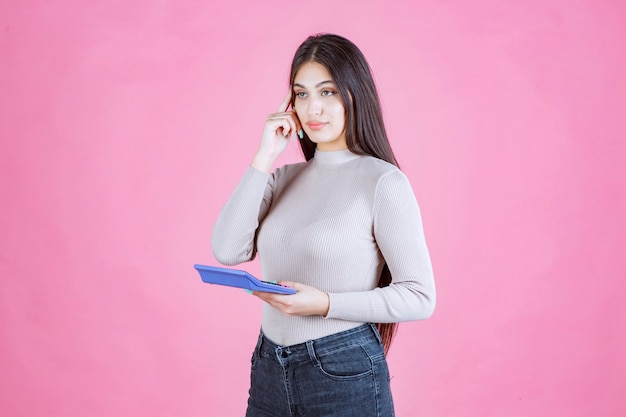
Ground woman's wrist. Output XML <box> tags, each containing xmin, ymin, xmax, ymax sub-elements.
<box><xmin>251</xmin><ymin>149</ymin><xmax>279</xmax><ymax>173</ymax></box>
<box><xmin>320</xmin><ymin>292</ymin><xmax>330</xmax><ymax>317</ymax></box>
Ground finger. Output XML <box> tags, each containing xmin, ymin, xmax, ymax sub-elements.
<box><xmin>254</xmin><ymin>290</ymin><xmax>275</xmax><ymax>300</ymax></box>
<box><xmin>277</xmin><ymin>89</ymin><xmax>293</xmax><ymax>113</ymax></box>
<box><xmin>289</xmin><ymin>110</ymin><xmax>302</xmax><ymax>136</ymax></box>
<box><xmin>293</xmin><ymin>116</ymin><xmax>302</xmax><ymax>136</ymax></box>
<box><xmin>283</xmin><ymin>117</ymin><xmax>298</xmax><ymax>138</ymax></box>
<box><xmin>270</xmin><ymin>115</ymin><xmax>297</xmax><ymax>138</ymax></box>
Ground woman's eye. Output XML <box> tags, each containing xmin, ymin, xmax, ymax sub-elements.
<box><xmin>321</xmin><ymin>90</ymin><xmax>336</xmax><ymax>96</ymax></box>
<box><xmin>295</xmin><ymin>92</ymin><xmax>307</xmax><ymax>98</ymax></box>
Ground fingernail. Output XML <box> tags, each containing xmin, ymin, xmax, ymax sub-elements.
<box><xmin>298</xmin><ymin>129</ymin><xmax>304</xmax><ymax>139</ymax></box>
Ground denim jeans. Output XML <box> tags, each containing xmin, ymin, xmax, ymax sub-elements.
<box><xmin>246</xmin><ymin>323</ymin><xmax>395</xmax><ymax>417</ymax></box>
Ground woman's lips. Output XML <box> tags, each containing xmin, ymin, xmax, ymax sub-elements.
<box><xmin>307</xmin><ymin>122</ymin><xmax>326</xmax><ymax>131</ymax></box>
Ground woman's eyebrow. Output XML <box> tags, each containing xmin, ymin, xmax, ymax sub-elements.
<box><xmin>293</xmin><ymin>80</ymin><xmax>335</xmax><ymax>89</ymax></box>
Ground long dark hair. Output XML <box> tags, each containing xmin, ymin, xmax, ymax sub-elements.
<box><xmin>289</xmin><ymin>33</ymin><xmax>399</xmax><ymax>353</ymax></box>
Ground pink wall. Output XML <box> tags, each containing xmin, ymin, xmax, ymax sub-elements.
<box><xmin>2</xmin><ymin>1</ymin><xmax>625</xmax><ymax>415</ymax></box>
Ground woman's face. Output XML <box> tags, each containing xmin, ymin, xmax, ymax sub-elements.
<box><xmin>293</xmin><ymin>62</ymin><xmax>347</xmax><ymax>151</ymax></box>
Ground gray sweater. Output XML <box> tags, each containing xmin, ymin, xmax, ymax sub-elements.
<box><xmin>212</xmin><ymin>148</ymin><xmax>436</xmax><ymax>346</ymax></box>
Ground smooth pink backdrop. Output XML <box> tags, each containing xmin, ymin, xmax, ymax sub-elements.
<box><xmin>1</xmin><ymin>1</ymin><xmax>625</xmax><ymax>416</ymax></box>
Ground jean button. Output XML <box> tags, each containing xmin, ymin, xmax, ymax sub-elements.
<box><xmin>281</xmin><ymin>351</ymin><xmax>288</xmax><ymax>358</ymax></box>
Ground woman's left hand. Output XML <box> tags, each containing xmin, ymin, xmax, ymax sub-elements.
<box><xmin>252</xmin><ymin>282</ymin><xmax>330</xmax><ymax>317</ymax></box>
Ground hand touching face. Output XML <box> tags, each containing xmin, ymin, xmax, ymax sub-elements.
<box><xmin>252</xmin><ymin>90</ymin><xmax>302</xmax><ymax>172</ymax></box>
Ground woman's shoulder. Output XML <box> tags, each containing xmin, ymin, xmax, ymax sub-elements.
<box><xmin>358</xmin><ymin>157</ymin><xmax>420</xmax><ymax>206</ymax></box>
<box><xmin>356</xmin><ymin>155</ymin><xmax>403</xmax><ymax>179</ymax></box>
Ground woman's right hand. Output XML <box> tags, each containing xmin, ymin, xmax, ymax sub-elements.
<box><xmin>251</xmin><ymin>90</ymin><xmax>301</xmax><ymax>172</ymax></box>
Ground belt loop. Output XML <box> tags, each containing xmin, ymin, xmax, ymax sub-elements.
<box><xmin>369</xmin><ymin>323</ymin><xmax>383</xmax><ymax>345</ymax></box>
<box><xmin>306</xmin><ymin>340</ymin><xmax>317</xmax><ymax>363</ymax></box>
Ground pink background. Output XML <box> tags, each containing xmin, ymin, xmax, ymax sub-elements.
<box><xmin>2</xmin><ymin>0</ymin><xmax>625</xmax><ymax>416</ymax></box>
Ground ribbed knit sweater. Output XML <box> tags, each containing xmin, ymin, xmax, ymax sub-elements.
<box><xmin>212</xmin><ymin>148</ymin><xmax>435</xmax><ymax>346</ymax></box>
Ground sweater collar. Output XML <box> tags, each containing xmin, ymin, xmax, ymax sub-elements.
<box><xmin>313</xmin><ymin>148</ymin><xmax>361</xmax><ymax>164</ymax></box>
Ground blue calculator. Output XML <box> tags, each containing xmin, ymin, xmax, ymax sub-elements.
<box><xmin>194</xmin><ymin>264</ymin><xmax>296</xmax><ymax>295</ymax></box>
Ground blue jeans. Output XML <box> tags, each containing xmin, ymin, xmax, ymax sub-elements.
<box><xmin>246</xmin><ymin>323</ymin><xmax>395</xmax><ymax>417</ymax></box>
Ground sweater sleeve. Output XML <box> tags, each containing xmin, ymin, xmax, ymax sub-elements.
<box><xmin>211</xmin><ymin>166</ymin><xmax>273</xmax><ymax>266</ymax></box>
<box><xmin>326</xmin><ymin>170</ymin><xmax>436</xmax><ymax>322</ymax></box>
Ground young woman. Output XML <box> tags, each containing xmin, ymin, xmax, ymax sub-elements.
<box><xmin>212</xmin><ymin>33</ymin><xmax>436</xmax><ymax>417</ymax></box>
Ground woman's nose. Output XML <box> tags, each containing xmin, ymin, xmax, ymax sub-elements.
<box><xmin>308</xmin><ymin>97</ymin><xmax>322</xmax><ymax>116</ymax></box>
